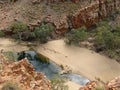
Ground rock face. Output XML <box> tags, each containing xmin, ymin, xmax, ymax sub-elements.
<box><xmin>79</xmin><ymin>81</ymin><xmax>97</xmax><ymax>90</ymax></box>
<box><xmin>70</xmin><ymin>0</ymin><xmax>120</xmax><ymax>29</ymax></box>
<box><xmin>0</xmin><ymin>0</ymin><xmax>120</xmax><ymax>34</ymax></box>
<box><xmin>79</xmin><ymin>76</ymin><xmax>120</xmax><ymax>90</ymax></box>
<box><xmin>106</xmin><ymin>76</ymin><xmax>120</xmax><ymax>90</ymax></box>
<box><xmin>0</xmin><ymin>54</ymin><xmax>51</xmax><ymax>90</ymax></box>
<box><xmin>44</xmin><ymin>0</ymin><xmax>120</xmax><ymax>34</ymax></box>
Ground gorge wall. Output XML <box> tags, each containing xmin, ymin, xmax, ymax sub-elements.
<box><xmin>0</xmin><ymin>0</ymin><xmax>120</xmax><ymax>34</ymax></box>
<box><xmin>49</xmin><ymin>0</ymin><xmax>120</xmax><ymax>34</ymax></box>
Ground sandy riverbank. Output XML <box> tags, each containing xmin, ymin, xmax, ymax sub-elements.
<box><xmin>36</xmin><ymin>39</ymin><xmax>120</xmax><ymax>82</ymax></box>
<box><xmin>0</xmin><ymin>38</ymin><xmax>29</xmax><ymax>52</ymax></box>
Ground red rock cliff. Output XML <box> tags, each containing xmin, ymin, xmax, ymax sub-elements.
<box><xmin>0</xmin><ymin>54</ymin><xmax>51</xmax><ymax>90</ymax></box>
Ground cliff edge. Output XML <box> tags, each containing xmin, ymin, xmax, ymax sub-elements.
<box><xmin>0</xmin><ymin>54</ymin><xmax>51</xmax><ymax>90</ymax></box>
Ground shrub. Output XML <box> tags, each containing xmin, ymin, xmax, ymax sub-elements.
<box><xmin>34</xmin><ymin>52</ymin><xmax>50</xmax><ymax>64</ymax></box>
<box><xmin>0</xmin><ymin>30</ymin><xmax>5</xmax><ymax>37</ymax></box>
<box><xmin>2</xmin><ymin>82</ymin><xmax>21</xmax><ymax>90</ymax></box>
<box><xmin>10</xmin><ymin>21</ymin><xmax>28</xmax><ymax>40</ymax></box>
<box><xmin>51</xmin><ymin>75</ymin><xmax>68</xmax><ymax>90</ymax></box>
<box><xmin>95</xmin><ymin>25</ymin><xmax>120</xmax><ymax>50</ymax></box>
<box><xmin>3</xmin><ymin>51</ymin><xmax>17</xmax><ymax>62</ymax></box>
<box><xmin>65</xmin><ymin>26</ymin><xmax>88</xmax><ymax>45</ymax></box>
<box><xmin>34</xmin><ymin>23</ymin><xmax>54</xmax><ymax>43</ymax></box>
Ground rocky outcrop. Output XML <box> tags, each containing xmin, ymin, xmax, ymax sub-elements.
<box><xmin>68</xmin><ymin>0</ymin><xmax>119</xmax><ymax>28</ymax></box>
<box><xmin>79</xmin><ymin>76</ymin><xmax>120</xmax><ymax>90</ymax></box>
<box><xmin>0</xmin><ymin>0</ymin><xmax>119</xmax><ymax>34</ymax></box>
<box><xmin>44</xmin><ymin>0</ymin><xmax>120</xmax><ymax>34</ymax></box>
<box><xmin>106</xmin><ymin>76</ymin><xmax>120</xmax><ymax>90</ymax></box>
<box><xmin>79</xmin><ymin>81</ymin><xmax>97</xmax><ymax>90</ymax></box>
<box><xmin>0</xmin><ymin>54</ymin><xmax>51</xmax><ymax>90</ymax></box>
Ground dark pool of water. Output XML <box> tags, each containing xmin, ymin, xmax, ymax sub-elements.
<box><xmin>17</xmin><ymin>51</ymin><xmax>89</xmax><ymax>85</ymax></box>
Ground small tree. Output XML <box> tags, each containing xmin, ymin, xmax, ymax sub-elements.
<box><xmin>95</xmin><ymin>24</ymin><xmax>120</xmax><ymax>51</ymax></box>
<box><xmin>65</xmin><ymin>26</ymin><xmax>88</xmax><ymax>45</ymax></box>
<box><xmin>10</xmin><ymin>21</ymin><xmax>28</xmax><ymax>41</ymax></box>
<box><xmin>95</xmin><ymin>26</ymin><xmax>113</xmax><ymax>50</ymax></box>
<box><xmin>34</xmin><ymin>23</ymin><xmax>54</xmax><ymax>43</ymax></box>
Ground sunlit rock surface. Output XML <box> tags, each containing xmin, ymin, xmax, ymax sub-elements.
<box><xmin>79</xmin><ymin>76</ymin><xmax>120</xmax><ymax>90</ymax></box>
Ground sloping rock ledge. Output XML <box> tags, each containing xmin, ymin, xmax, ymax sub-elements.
<box><xmin>0</xmin><ymin>54</ymin><xmax>51</xmax><ymax>90</ymax></box>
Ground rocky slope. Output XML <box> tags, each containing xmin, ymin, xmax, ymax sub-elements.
<box><xmin>79</xmin><ymin>76</ymin><xmax>120</xmax><ymax>90</ymax></box>
<box><xmin>0</xmin><ymin>0</ymin><xmax>119</xmax><ymax>34</ymax></box>
<box><xmin>0</xmin><ymin>54</ymin><xmax>51</xmax><ymax>90</ymax></box>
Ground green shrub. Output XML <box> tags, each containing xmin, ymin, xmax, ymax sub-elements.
<box><xmin>0</xmin><ymin>30</ymin><xmax>5</xmax><ymax>37</ymax></box>
<box><xmin>10</xmin><ymin>21</ymin><xmax>28</xmax><ymax>40</ymax></box>
<box><xmin>95</xmin><ymin>25</ymin><xmax>120</xmax><ymax>50</ymax></box>
<box><xmin>65</xmin><ymin>26</ymin><xmax>88</xmax><ymax>45</ymax></box>
<box><xmin>2</xmin><ymin>82</ymin><xmax>21</xmax><ymax>90</ymax></box>
<box><xmin>3</xmin><ymin>51</ymin><xmax>17</xmax><ymax>62</ymax></box>
<box><xmin>34</xmin><ymin>52</ymin><xmax>50</xmax><ymax>64</ymax></box>
<box><xmin>51</xmin><ymin>75</ymin><xmax>68</xmax><ymax>90</ymax></box>
<box><xmin>34</xmin><ymin>23</ymin><xmax>54</xmax><ymax>43</ymax></box>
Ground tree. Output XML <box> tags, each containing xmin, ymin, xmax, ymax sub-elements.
<box><xmin>95</xmin><ymin>26</ymin><xmax>113</xmax><ymax>50</ymax></box>
<box><xmin>65</xmin><ymin>26</ymin><xmax>88</xmax><ymax>45</ymax></box>
<box><xmin>95</xmin><ymin>24</ymin><xmax>120</xmax><ymax>51</ymax></box>
<box><xmin>10</xmin><ymin>21</ymin><xmax>28</xmax><ymax>41</ymax></box>
<box><xmin>34</xmin><ymin>23</ymin><xmax>54</xmax><ymax>43</ymax></box>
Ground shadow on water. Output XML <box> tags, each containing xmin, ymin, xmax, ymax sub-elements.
<box><xmin>17</xmin><ymin>51</ymin><xmax>89</xmax><ymax>85</ymax></box>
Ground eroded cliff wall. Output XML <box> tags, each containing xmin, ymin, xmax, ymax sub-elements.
<box><xmin>0</xmin><ymin>0</ymin><xmax>120</xmax><ymax>34</ymax></box>
<box><xmin>53</xmin><ymin>0</ymin><xmax>120</xmax><ymax>34</ymax></box>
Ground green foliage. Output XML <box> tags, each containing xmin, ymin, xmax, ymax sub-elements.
<box><xmin>65</xmin><ymin>26</ymin><xmax>88</xmax><ymax>45</ymax></box>
<box><xmin>97</xmin><ymin>21</ymin><xmax>110</xmax><ymax>29</ymax></box>
<box><xmin>34</xmin><ymin>52</ymin><xmax>50</xmax><ymax>64</ymax></box>
<box><xmin>34</xmin><ymin>23</ymin><xmax>54</xmax><ymax>43</ymax></box>
<box><xmin>10</xmin><ymin>21</ymin><xmax>28</xmax><ymax>40</ymax></box>
<box><xmin>0</xmin><ymin>30</ymin><xmax>5</xmax><ymax>37</ymax></box>
<box><xmin>51</xmin><ymin>75</ymin><xmax>68</xmax><ymax>90</ymax></box>
<box><xmin>3</xmin><ymin>51</ymin><xmax>17</xmax><ymax>62</ymax></box>
<box><xmin>10</xmin><ymin>21</ymin><xmax>28</xmax><ymax>33</ymax></box>
<box><xmin>2</xmin><ymin>82</ymin><xmax>21</xmax><ymax>90</ymax></box>
<box><xmin>94</xmin><ymin>21</ymin><xmax>120</xmax><ymax>60</ymax></box>
<box><xmin>95</xmin><ymin>24</ymin><xmax>120</xmax><ymax>50</ymax></box>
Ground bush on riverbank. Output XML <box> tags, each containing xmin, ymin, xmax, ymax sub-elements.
<box><xmin>10</xmin><ymin>21</ymin><xmax>28</xmax><ymax>41</ymax></box>
<box><xmin>10</xmin><ymin>21</ymin><xmax>54</xmax><ymax>43</ymax></box>
<box><xmin>34</xmin><ymin>52</ymin><xmax>50</xmax><ymax>64</ymax></box>
<box><xmin>3</xmin><ymin>51</ymin><xmax>17</xmax><ymax>62</ymax></box>
<box><xmin>51</xmin><ymin>75</ymin><xmax>68</xmax><ymax>90</ymax></box>
<box><xmin>93</xmin><ymin>21</ymin><xmax>120</xmax><ymax>61</ymax></box>
<box><xmin>65</xmin><ymin>26</ymin><xmax>88</xmax><ymax>45</ymax></box>
<box><xmin>34</xmin><ymin>23</ymin><xmax>54</xmax><ymax>43</ymax></box>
